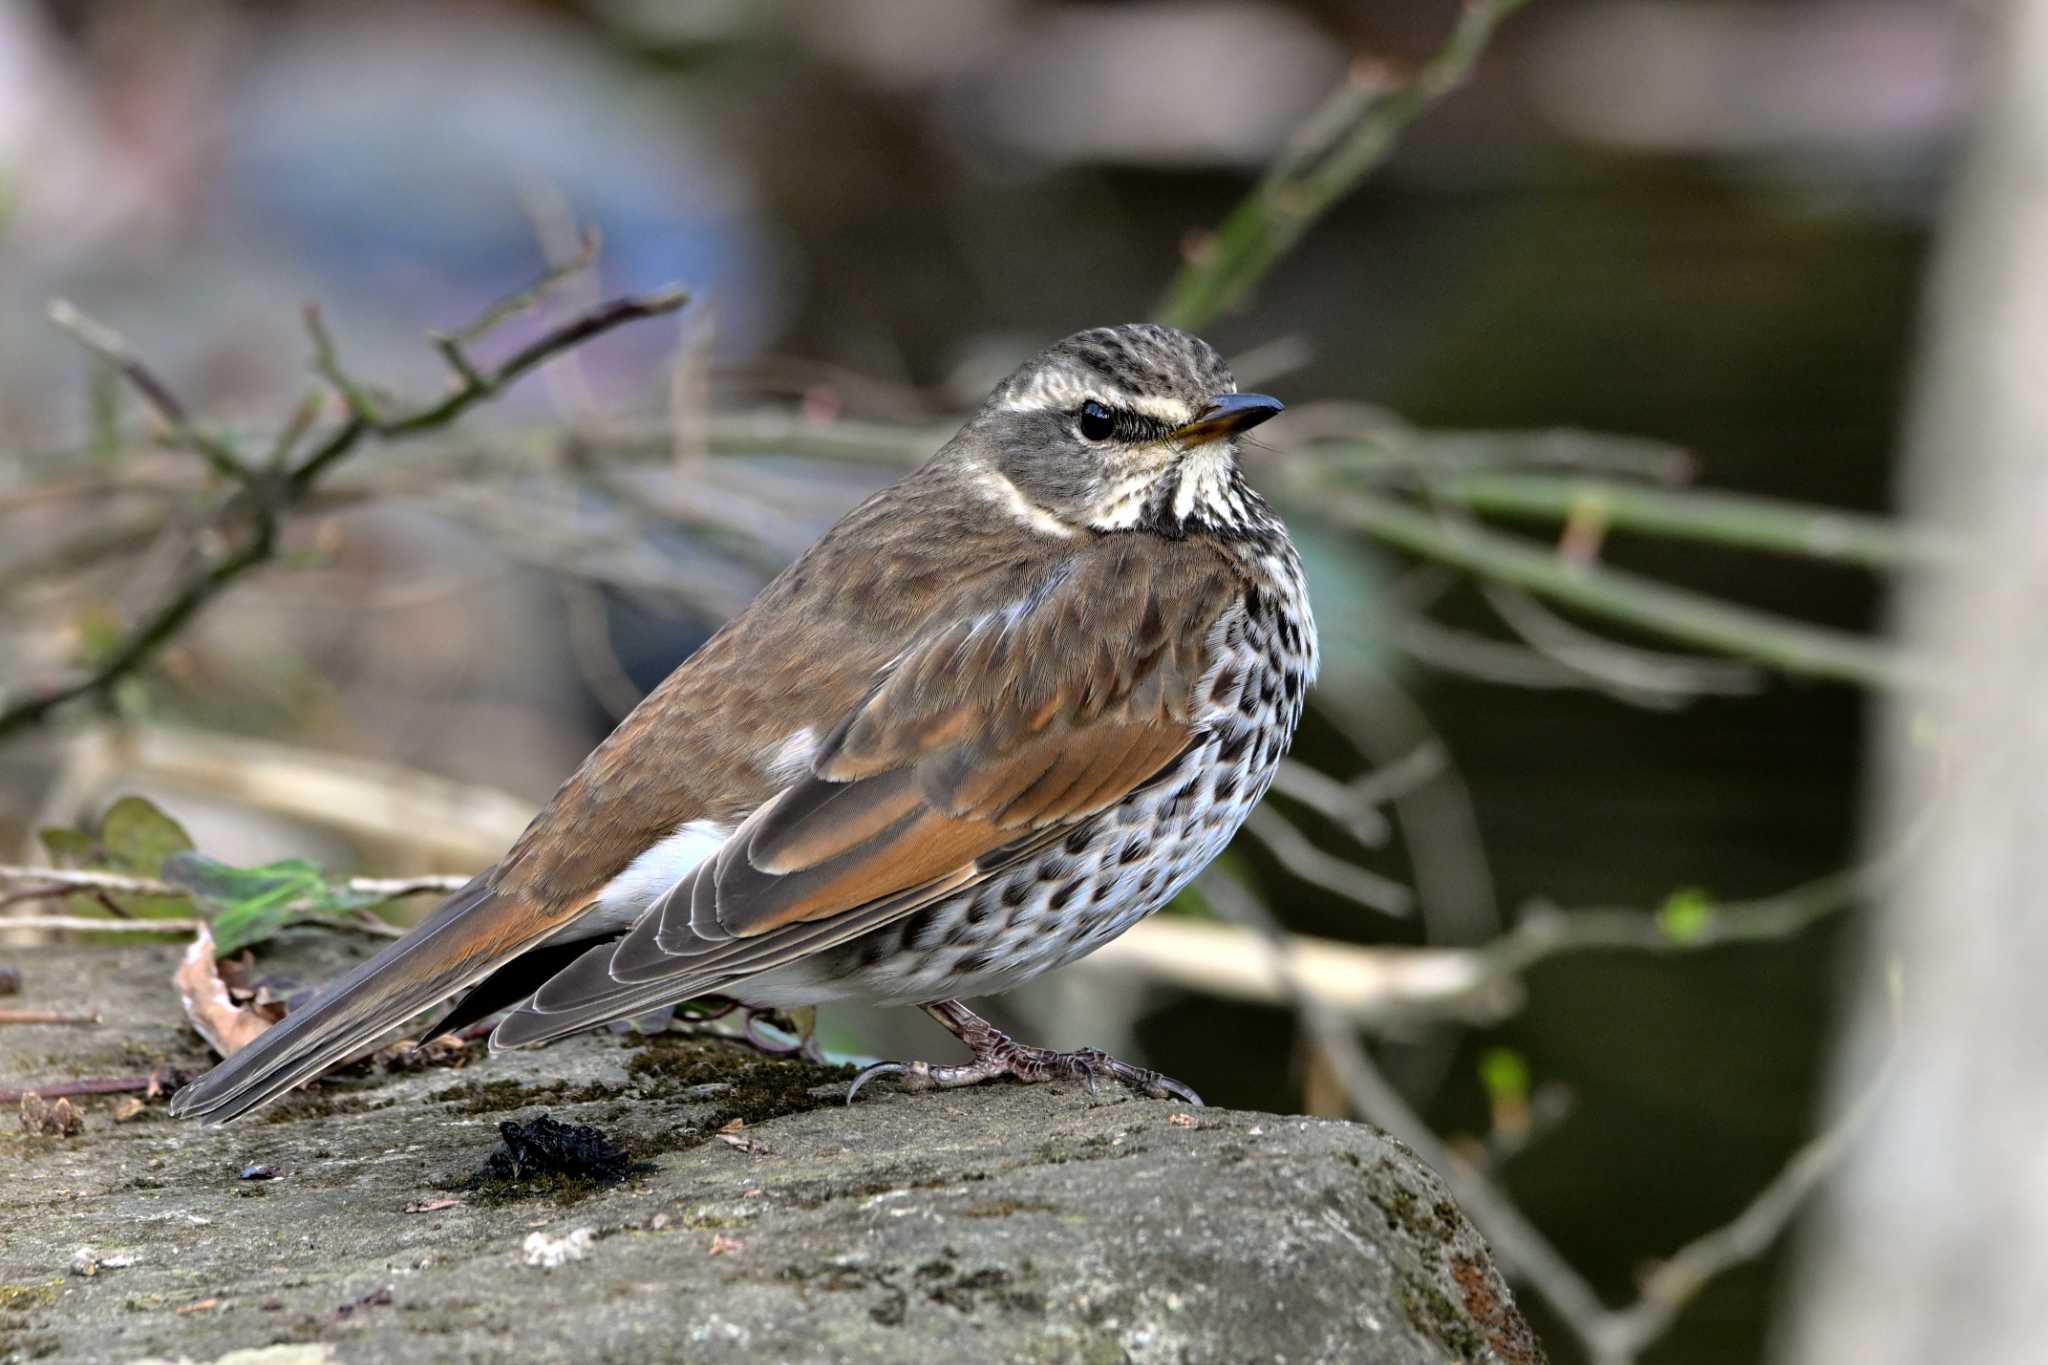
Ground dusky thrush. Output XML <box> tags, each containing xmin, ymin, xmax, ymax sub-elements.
<box><xmin>171</xmin><ymin>323</ymin><xmax>1316</xmax><ymax>1123</ymax></box>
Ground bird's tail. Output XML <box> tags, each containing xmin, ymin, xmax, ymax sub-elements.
<box><xmin>169</xmin><ymin>873</ymin><xmax>555</xmax><ymax>1124</ymax></box>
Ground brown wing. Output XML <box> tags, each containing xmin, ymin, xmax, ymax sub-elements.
<box><xmin>492</xmin><ymin>543</ymin><xmax>1236</xmax><ymax>1046</ymax></box>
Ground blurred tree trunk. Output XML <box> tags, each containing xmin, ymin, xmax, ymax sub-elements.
<box><xmin>1779</xmin><ymin>1</ymin><xmax>2048</xmax><ymax>1360</ymax></box>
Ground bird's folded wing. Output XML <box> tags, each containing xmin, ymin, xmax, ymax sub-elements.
<box><xmin>494</xmin><ymin>549</ymin><xmax>1236</xmax><ymax>1043</ymax></box>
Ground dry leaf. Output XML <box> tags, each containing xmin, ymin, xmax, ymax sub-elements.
<box><xmin>716</xmin><ymin>1118</ymin><xmax>745</xmax><ymax>1135</ymax></box>
<box><xmin>110</xmin><ymin>1097</ymin><xmax>147</xmax><ymax>1122</ymax></box>
<box><xmin>716</xmin><ymin>1131</ymin><xmax>767</xmax><ymax>1154</ymax></box>
<box><xmin>1168</xmin><ymin>1112</ymin><xmax>1198</xmax><ymax>1129</ymax></box>
<box><xmin>175</xmin><ymin>1297</ymin><xmax>220</xmax><ymax>1314</ymax></box>
<box><xmin>174</xmin><ymin>924</ymin><xmax>276</xmax><ymax>1059</ymax></box>
<box><xmin>707</xmin><ymin>1234</ymin><xmax>744</xmax><ymax>1257</ymax></box>
<box><xmin>21</xmin><ymin>1093</ymin><xmax>83</xmax><ymax>1137</ymax></box>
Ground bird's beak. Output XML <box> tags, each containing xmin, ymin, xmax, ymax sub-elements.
<box><xmin>1171</xmin><ymin>392</ymin><xmax>1285</xmax><ymax>447</ymax></box>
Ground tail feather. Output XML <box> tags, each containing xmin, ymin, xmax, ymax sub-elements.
<box><xmin>169</xmin><ymin>874</ymin><xmax>554</xmax><ymax>1124</ymax></box>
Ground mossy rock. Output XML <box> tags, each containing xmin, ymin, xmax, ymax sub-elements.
<box><xmin>0</xmin><ymin>941</ymin><xmax>1541</xmax><ymax>1364</ymax></box>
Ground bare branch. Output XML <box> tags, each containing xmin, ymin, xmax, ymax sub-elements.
<box><xmin>46</xmin><ymin>300</ymin><xmax>248</xmax><ymax>481</ymax></box>
<box><xmin>0</xmin><ymin>281</ymin><xmax>688</xmax><ymax>742</ymax></box>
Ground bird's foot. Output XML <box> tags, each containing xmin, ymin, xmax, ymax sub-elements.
<box><xmin>845</xmin><ymin>999</ymin><xmax>1202</xmax><ymax>1106</ymax></box>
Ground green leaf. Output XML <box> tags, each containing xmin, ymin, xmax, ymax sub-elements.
<box><xmin>37</xmin><ymin>796</ymin><xmax>197</xmax><ymax>923</ymax></box>
<box><xmin>1477</xmin><ymin>1047</ymin><xmax>1530</xmax><ymax>1109</ymax></box>
<box><xmin>97</xmin><ymin>796</ymin><xmax>195</xmax><ymax>877</ymax></box>
<box><xmin>161</xmin><ymin>852</ymin><xmax>380</xmax><ymax>955</ymax></box>
<box><xmin>1656</xmin><ymin>886</ymin><xmax>1716</xmax><ymax>944</ymax></box>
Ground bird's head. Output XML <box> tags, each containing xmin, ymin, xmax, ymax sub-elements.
<box><xmin>956</xmin><ymin>323</ymin><xmax>1283</xmax><ymax>539</ymax></box>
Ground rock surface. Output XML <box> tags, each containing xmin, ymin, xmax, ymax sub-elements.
<box><xmin>0</xmin><ymin>941</ymin><xmax>1542</xmax><ymax>1364</ymax></box>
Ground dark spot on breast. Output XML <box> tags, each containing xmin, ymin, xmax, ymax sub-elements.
<box><xmin>1283</xmin><ymin>672</ymin><xmax>1302</xmax><ymax>702</ymax></box>
<box><xmin>1119</xmin><ymin>836</ymin><xmax>1149</xmax><ymax>865</ymax></box>
<box><xmin>1213</xmin><ymin>774</ymin><xmax>1240</xmax><ymax>802</ymax></box>
<box><xmin>1048</xmin><ymin>880</ymin><xmax>1081</xmax><ymax>911</ymax></box>
<box><xmin>1002</xmin><ymin>880</ymin><xmax>1030</xmax><ymax>907</ymax></box>
<box><xmin>965</xmin><ymin>889</ymin><xmax>997</xmax><ymax>927</ymax></box>
<box><xmin>1037</xmin><ymin>857</ymin><xmax>1066</xmax><ymax>882</ymax></box>
<box><xmin>958</xmin><ymin>950</ymin><xmax>996</xmax><ymax>975</ymax></box>
<box><xmin>1216</xmin><ymin>729</ymin><xmax>1252</xmax><ymax>764</ymax></box>
<box><xmin>903</xmin><ymin>908</ymin><xmax>945</xmax><ymax>950</ymax></box>
<box><xmin>1063</xmin><ymin>825</ymin><xmax>1097</xmax><ymax>857</ymax></box>
<box><xmin>1237</xmin><ymin>687</ymin><xmax>1260</xmax><ymax>718</ymax></box>
<box><xmin>1208</xmin><ymin>666</ymin><xmax>1243</xmax><ymax>707</ymax></box>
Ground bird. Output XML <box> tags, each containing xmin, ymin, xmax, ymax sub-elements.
<box><xmin>169</xmin><ymin>322</ymin><xmax>1316</xmax><ymax>1124</ymax></box>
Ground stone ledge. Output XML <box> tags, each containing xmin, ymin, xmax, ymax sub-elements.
<box><xmin>0</xmin><ymin>941</ymin><xmax>1542</xmax><ymax>1365</ymax></box>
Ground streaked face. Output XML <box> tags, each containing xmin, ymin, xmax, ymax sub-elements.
<box><xmin>966</xmin><ymin>324</ymin><xmax>1283</xmax><ymax>537</ymax></box>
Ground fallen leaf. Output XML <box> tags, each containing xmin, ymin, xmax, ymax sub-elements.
<box><xmin>111</xmin><ymin>1097</ymin><xmax>146</xmax><ymax>1122</ymax></box>
<box><xmin>708</xmin><ymin>1234</ymin><xmax>744</xmax><ymax>1257</ymax></box>
<box><xmin>716</xmin><ymin>1131</ymin><xmax>767</xmax><ymax>1154</ymax></box>
<box><xmin>404</xmin><ymin>1198</ymin><xmax>461</xmax><ymax>1214</ymax></box>
<box><xmin>716</xmin><ymin>1118</ymin><xmax>745</xmax><ymax>1135</ymax></box>
<box><xmin>175</xmin><ymin>1297</ymin><xmax>219</xmax><ymax>1314</ymax></box>
<box><xmin>20</xmin><ymin>1093</ymin><xmax>84</xmax><ymax>1137</ymax></box>
<box><xmin>174</xmin><ymin>925</ymin><xmax>276</xmax><ymax>1059</ymax></box>
<box><xmin>1168</xmin><ymin>1112</ymin><xmax>1198</xmax><ymax>1129</ymax></box>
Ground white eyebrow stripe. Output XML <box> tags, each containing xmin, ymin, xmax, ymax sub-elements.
<box><xmin>1000</xmin><ymin>374</ymin><xmax>1201</xmax><ymax>429</ymax></box>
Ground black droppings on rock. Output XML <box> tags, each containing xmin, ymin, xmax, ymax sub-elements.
<box><xmin>462</xmin><ymin>1113</ymin><xmax>648</xmax><ymax>1202</ymax></box>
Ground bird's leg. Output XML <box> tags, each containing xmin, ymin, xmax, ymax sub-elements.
<box><xmin>845</xmin><ymin>999</ymin><xmax>1202</xmax><ymax>1106</ymax></box>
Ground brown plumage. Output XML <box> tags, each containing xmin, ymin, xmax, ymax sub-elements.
<box><xmin>171</xmin><ymin>323</ymin><xmax>1315</xmax><ymax>1123</ymax></box>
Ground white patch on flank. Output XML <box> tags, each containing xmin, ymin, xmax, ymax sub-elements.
<box><xmin>574</xmin><ymin>818</ymin><xmax>728</xmax><ymax>936</ymax></box>
<box><xmin>763</xmin><ymin>727</ymin><xmax>818</xmax><ymax>784</ymax></box>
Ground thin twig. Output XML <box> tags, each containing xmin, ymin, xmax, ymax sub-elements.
<box><xmin>46</xmin><ymin>300</ymin><xmax>248</xmax><ymax>480</ymax></box>
<box><xmin>1203</xmin><ymin>866</ymin><xmax>1894</xmax><ymax>1365</ymax></box>
<box><xmin>0</xmin><ymin>282</ymin><xmax>687</xmax><ymax>742</ymax></box>
<box><xmin>0</xmin><ymin>1074</ymin><xmax>169</xmax><ymax>1105</ymax></box>
<box><xmin>1325</xmin><ymin>490</ymin><xmax>1919</xmax><ymax>690</ymax></box>
<box><xmin>1156</xmin><ymin>0</ymin><xmax>1532</xmax><ymax>328</ymax></box>
<box><xmin>0</xmin><ymin>1009</ymin><xmax>101</xmax><ymax>1025</ymax></box>
<box><xmin>1421</xmin><ymin>471</ymin><xmax>1951</xmax><ymax>571</ymax></box>
<box><xmin>1268</xmin><ymin>758</ymin><xmax>1391</xmax><ymax>846</ymax></box>
<box><xmin>0</xmin><ymin>864</ymin><xmax>464</xmax><ymax>902</ymax></box>
<box><xmin>1242</xmin><ymin>806</ymin><xmax>1411</xmax><ymax>916</ymax></box>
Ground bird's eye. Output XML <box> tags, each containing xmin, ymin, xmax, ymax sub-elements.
<box><xmin>1077</xmin><ymin>400</ymin><xmax>1115</xmax><ymax>442</ymax></box>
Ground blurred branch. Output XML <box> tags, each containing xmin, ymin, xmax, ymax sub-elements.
<box><xmin>1327</xmin><ymin>490</ymin><xmax>1918</xmax><ymax>689</ymax></box>
<box><xmin>45</xmin><ymin>300</ymin><xmax>248</xmax><ymax>481</ymax></box>
<box><xmin>0</xmin><ymin>864</ymin><xmax>465</xmax><ymax>940</ymax></box>
<box><xmin>1585</xmin><ymin>986</ymin><xmax>1897</xmax><ymax>1364</ymax></box>
<box><xmin>1203</xmin><ymin>866</ymin><xmax>1890</xmax><ymax>1365</ymax></box>
<box><xmin>1242</xmin><ymin>806</ymin><xmax>1411</xmax><ymax>916</ymax></box>
<box><xmin>0</xmin><ymin>281</ymin><xmax>688</xmax><ymax>742</ymax></box>
<box><xmin>1421</xmin><ymin>472</ymin><xmax>1951</xmax><ymax>571</ymax></box>
<box><xmin>1156</xmin><ymin>0</ymin><xmax>1531</xmax><ymax>329</ymax></box>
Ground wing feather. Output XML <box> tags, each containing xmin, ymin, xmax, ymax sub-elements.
<box><xmin>493</xmin><ymin>544</ymin><xmax>1237</xmax><ymax>1047</ymax></box>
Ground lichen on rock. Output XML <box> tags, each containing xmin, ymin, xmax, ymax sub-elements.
<box><xmin>0</xmin><ymin>940</ymin><xmax>1542</xmax><ymax>1364</ymax></box>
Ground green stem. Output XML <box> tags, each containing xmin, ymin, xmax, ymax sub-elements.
<box><xmin>1156</xmin><ymin>0</ymin><xmax>1531</xmax><ymax>330</ymax></box>
<box><xmin>1418</xmin><ymin>472</ymin><xmax>1948</xmax><ymax>571</ymax></box>
<box><xmin>1327</xmin><ymin>491</ymin><xmax>1919</xmax><ymax>690</ymax></box>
